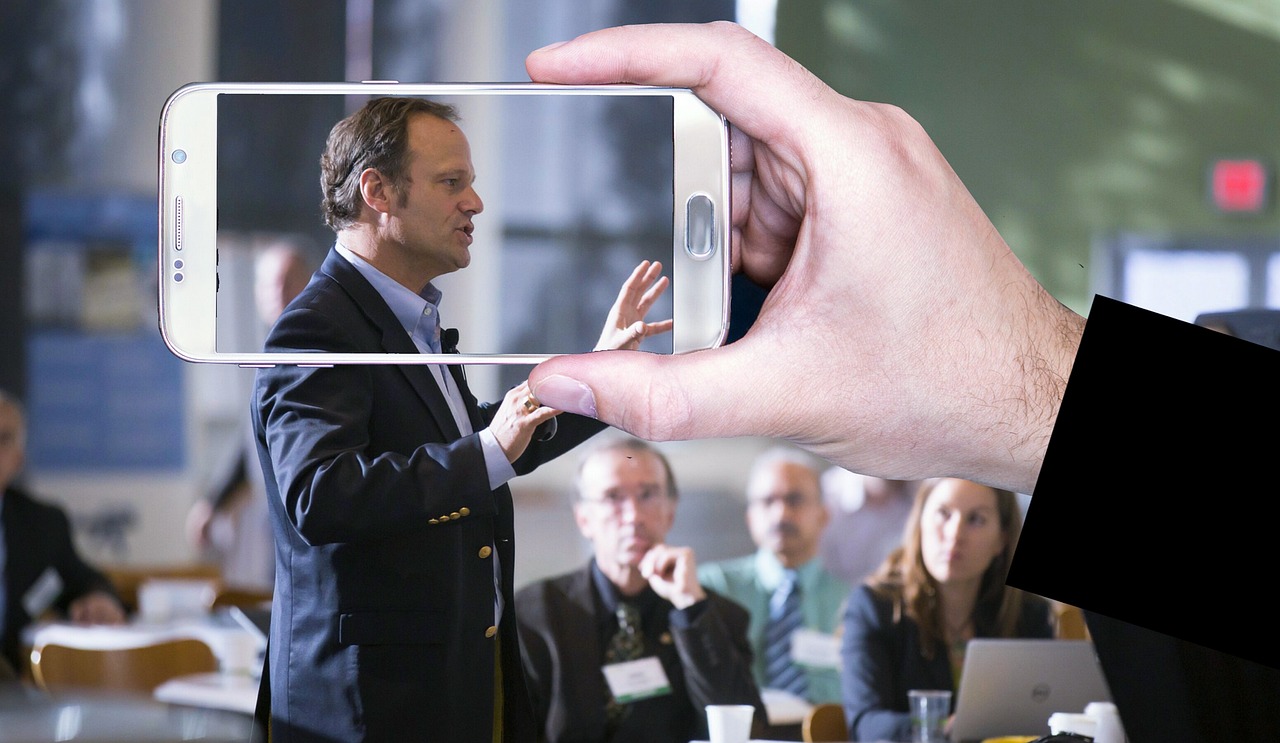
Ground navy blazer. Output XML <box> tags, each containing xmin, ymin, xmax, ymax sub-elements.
<box><xmin>514</xmin><ymin>562</ymin><xmax>766</xmax><ymax>743</ymax></box>
<box><xmin>254</xmin><ymin>247</ymin><xmax>605</xmax><ymax>742</ymax></box>
<box><xmin>839</xmin><ymin>583</ymin><xmax>1053</xmax><ymax>742</ymax></box>
<box><xmin>1</xmin><ymin>486</ymin><xmax>120</xmax><ymax>672</ymax></box>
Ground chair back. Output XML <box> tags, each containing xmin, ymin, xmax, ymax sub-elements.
<box><xmin>29</xmin><ymin>637</ymin><xmax>219</xmax><ymax>695</ymax></box>
<box><xmin>212</xmin><ymin>586</ymin><xmax>274</xmax><ymax>611</ymax></box>
<box><xmin>1054</xmin><ymin>602</ymin><xmax>1090</xmax><ymax>640</ymax></box>
<box><xmin>802</xmin><ymin>702</ymin><xmax>848</xmax><ymax>742</ymax></box>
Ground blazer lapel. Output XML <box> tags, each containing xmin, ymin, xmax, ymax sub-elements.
<box><xmin>320</xmin><ymin>248</ymin><xmax>462</xmax><ymax>440</ymax></box>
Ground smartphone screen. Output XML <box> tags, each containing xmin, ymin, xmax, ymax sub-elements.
<box><xmin>159</xmin><ymin>84</ymin><xmax>730</xmax><ymax>366</ymax></box>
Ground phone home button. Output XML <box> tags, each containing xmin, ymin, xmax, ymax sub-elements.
<box><xmin>684</xmin><ymin>193</ymin><xmax>716</xmax><ymax>260</ymax></box>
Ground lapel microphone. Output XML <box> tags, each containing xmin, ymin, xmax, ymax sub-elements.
<box><xmin>441</xmin><ymin>328</ymin><xmax>460</xmax><ymax>354</ymax></box>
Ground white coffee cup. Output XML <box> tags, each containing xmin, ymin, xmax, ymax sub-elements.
<box><xmin>706</xmin><ymin>704</ymin><xmax>754</xmax><ymax>743</ymax></box>
<box><xmin>1085</xmin><ymin>701</ymin><xmax>1126</xmax><ymax>743</ymax></box>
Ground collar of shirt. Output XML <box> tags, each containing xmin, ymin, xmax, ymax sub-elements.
<box><xmin>754</xmin><ymin>548</ymin><xmax>823</xmax><ymax>595</ymax></box>
<box><xmin>334</xmin><ymin>243</ymin><xmax>443</xmax><ymax>353</ymax></box>
<box><xmin>589</xmin><ymin>559</ymin><xmax>660</xmax><ymax>627</ymax></box>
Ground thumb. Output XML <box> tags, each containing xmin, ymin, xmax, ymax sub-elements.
<box><xmin>528</xmin><ymin>345</ymin><xmax>763</xmax><ymax>442</ymax></box>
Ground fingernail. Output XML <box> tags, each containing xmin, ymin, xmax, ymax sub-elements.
<box><xmin>531</xmin><ymin>40</ymin><xmax>567</xmax><ymax>53</ymax></box>
<box><xmin>532</xmin><ymin>374</ymin><xmax>597</xmax><ymax>418</ymax></box>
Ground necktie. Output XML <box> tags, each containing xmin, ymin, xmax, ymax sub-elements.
<box><xmin>604</xmin><ymin>602</ymin><xmax>645</xmax><ymax>729</ymax></box>
<box><xmin>764</xmin><ymin>570</ymin><xmax>808</xmax><ymax>698</ymax></box>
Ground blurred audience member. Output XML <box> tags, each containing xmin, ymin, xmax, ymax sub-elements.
<box><xmin>840</xmin><ymin>477</ymin><xmax>1052</xmax><ymax>742</ymax></box>
<box><xmin>1193</xmin><ymin>308</ymin><xmax>1280</xmax><ymax>351</ymax></box>
<box><xmin>515</xmin><ymin>436</ymin><xmax>764</xmax><ymax>743</ymax></box>
<box><xmin>185</xmin><ymin>239</ymin><xmax>314</xmax><ymax>591</ymax></box>
<box><xmin>0</xmin><ymin>389</ymin><xmax>125</xmax><ymax>673</ymax></box>
<box><xmin>819</xmin><ymin>470</ymin><xmax>918</xmax><ymax>585</ymax></box>
<box><xmin>699</xmin><ymin>446</ymin><xmax>848</xmax><ymax>710</ymax></box>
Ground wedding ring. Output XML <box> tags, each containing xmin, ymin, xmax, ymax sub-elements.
<box><xmin>522</xmin><ymin>396</ymin><xmax>538</xmax><ymax>413</ymax></box>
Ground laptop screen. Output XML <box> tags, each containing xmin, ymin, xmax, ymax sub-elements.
<box><xmin>949</xmin><ymin>639</ymin><xmax>1112</xmax><ymax>743</ymax></box>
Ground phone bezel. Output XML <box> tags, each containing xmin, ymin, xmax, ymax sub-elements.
<box><xmin>157</xmin><ymin>81</ymin><xmax>731</xmax><ymax>365</ymax></box>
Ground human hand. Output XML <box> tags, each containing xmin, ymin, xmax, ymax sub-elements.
<box><xmin>68</xmin><ymin>591</ymin><xmax>126</xmax><ymax>625</ymax></box>
<box><xmin>525</xmin><ymin>22</ymin><xmax>1083</xmax><ymax>494</ymax></box>
<box><xmin>485</xmin><ymin>380</ymin><xmax>561</xmax><ymax>463</ymax></box>
<box><xmin>639</xmin><ymin>543</ymin><xmax>705</xmax><ymax>610</ymax></box>
<box><xmin>594</xmin><ymin>259</ymin><xmax>675</xmax><ymax>351</ymax></box>
<box><xmin>185</xmin><ymin>499</ymin><xmax>215</xmax><ymax>549</ymax></box>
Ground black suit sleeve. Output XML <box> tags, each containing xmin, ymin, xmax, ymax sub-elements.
<box><xmin>668</xmin><ymin>592</ymin><xmax>766</xmax><ymax>729</ymax></box>
<box><xmin>840</xmin><ymin>585</ymin><xmax>919</xmax><ymax>742</ymax></box>
<box><xmin>46</xmin><ymin>505</ymin><xmax>118</xmax><ymax>613</ymax></box>
<box><xmin>1008</xmin><ymin>295</ymin><xmax>1280</xmax><ymax>671</ymax></box>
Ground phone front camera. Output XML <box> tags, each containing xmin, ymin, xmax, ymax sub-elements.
<box><xmin>172</xmin><ymin>149</ymin><xmax>187</xmax><ymax>164</ymax></box>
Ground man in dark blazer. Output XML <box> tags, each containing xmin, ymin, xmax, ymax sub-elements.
<box><xmin>253</xmin><ymin>97</ymin><xmax>671</xmax><ymax>742</ymax></box>
<box><xmin>0</xmin><ymin>390</ymin><xmax>125</xmax><ymax>674</ymax></box>
<box><xmin>514</xmin><ymin>436</ymin><xmax>765</xmax><ymax>743</ymax></box>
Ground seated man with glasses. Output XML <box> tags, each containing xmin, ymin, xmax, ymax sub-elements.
<box><xmin>514</xmin><ymin>435</ymin><xmax>764</xmax><ymax>743</ymax></box>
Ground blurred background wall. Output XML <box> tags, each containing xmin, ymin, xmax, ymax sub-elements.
<box><xmin>2</xmin><ymin>0</ymin><xmax>1278</xmax><ymax>588</ymax></box>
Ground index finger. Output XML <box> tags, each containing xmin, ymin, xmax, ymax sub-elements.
<box><xmin>525</xmin><ymin>21</ymin><xmax>826</xmax><ymax>142</ymax></box>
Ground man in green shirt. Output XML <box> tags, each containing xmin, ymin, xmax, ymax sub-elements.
<box><xmin>699</xmin><ymin>446</ymin><xmax>850</xmax><ymax>707</ymax></box>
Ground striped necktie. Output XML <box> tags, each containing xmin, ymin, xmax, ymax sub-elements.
<box><xmin>764</xmin><ymin>570</ymin><xmax>808</xmax><ymax>698</ymax></box>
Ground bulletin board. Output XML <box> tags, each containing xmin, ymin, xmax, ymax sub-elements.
<box><xmin>23</xmin><ymin>191</ymin><xmax>186</xmax><ymax>471</ymax></box>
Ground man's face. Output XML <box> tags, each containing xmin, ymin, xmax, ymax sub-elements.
<box><xmin>0</xmin><ymin>401</ymin><xmax>26</xmax><ymax>491</ymax></box>
<box><xmin>386</xmin><ymin>113</ymin><xmax>484</xmax><ymax>281</ymax></box>
<box><xmin>573</xmin><ymin>448</ymin><xmax>676</xmax><ymax>573</ymax></box>
<box><xmin>746</xmin><ymin>460</ymin><xmax>828</xmax><ymax>568</ymax></box>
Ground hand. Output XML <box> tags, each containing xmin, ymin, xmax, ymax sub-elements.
<box><xmin>525</xmin><ymin>22</ymin><xmax>1083</xmax><ymax>495</ymax></box>
<box><xmin>68</xmin><ymin>591</ymin><xmax>126</xmax><ymax>625</ymax></box>
<box><xmin>639</xmin><ymin>543</ymin><xmax>705</xmax><ymax>610</ymax></box>
<box><xmin>185</xmin><ymin>499</ymin><xmax>215</xmax><ymax>549</ymax></box>
<box><xmin>594</xmin><ymin>259</ymin><xmax>674</xmax><ymax>351</ymax></box>
<box><xmin>485</xmin><ymin>380</ymin><xmax>561</xmax><ymax>463</ymax></box>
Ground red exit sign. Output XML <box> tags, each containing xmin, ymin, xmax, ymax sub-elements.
<box><xmin>1209</xmin><ymin>158</ymin><xmax>1270</xmax><ymax>214</ymax></box>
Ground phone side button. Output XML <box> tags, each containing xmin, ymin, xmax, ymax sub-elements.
<box><xmin>684</xmin><ymin>194</ymin><xmax>716</xmax><ymax>259</ymax></box>
<box><xmin>298</xmin><ymin>364</ymin><xmax>334</xmax><ymax>368</ymax></box>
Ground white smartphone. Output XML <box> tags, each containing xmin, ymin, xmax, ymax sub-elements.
<box><xmin>157</xmin><ymin>82</ymin><xmax>731</xmax><ymax>365</ymax></box>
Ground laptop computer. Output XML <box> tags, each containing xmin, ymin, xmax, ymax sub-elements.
<box><xmin>949</xmin><ymin>639</ymin><xmax>1113</xmax><ymax>743</ymax></box>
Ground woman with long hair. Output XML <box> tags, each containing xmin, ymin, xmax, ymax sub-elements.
<box><xmin>839</xmin><ymin>477</ymin><xmax>1053</xmax><ymax>741</ymax></box>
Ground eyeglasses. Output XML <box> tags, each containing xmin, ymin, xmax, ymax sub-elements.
<box><xmin>748</xmin><ymin>492</ymin><xmax>817</xmax><ymax>510</ymax></box>
<box><xmin>580</xmin><ymin>487</ymin><xmax>669</xmax><ymax>511</ymax></box>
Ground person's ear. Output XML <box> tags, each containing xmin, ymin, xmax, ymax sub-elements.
<box><xmin>358</xmin><ymin>168</ymin><xmax>393</xmax><ymax>215</ymax></box>
<box><xmin>572</xmin><ymin>503</ymin><xmax>592</xmax><ymax>539</ymax></box>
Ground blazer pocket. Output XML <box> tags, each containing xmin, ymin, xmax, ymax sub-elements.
<box><xmin>339</xmin><ymin>610</ymin><xmax>446</xmax><ymax>646</ymax></box>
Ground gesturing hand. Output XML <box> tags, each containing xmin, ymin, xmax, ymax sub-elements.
<box><xmin>593</xmin><ymin>260</ymin><xmax>674</xmax><ymax>352</ymax></box>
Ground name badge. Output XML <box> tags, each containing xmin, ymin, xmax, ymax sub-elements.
<box><xmin>23</xmin><ymin>567</ymin><xmax>64</xmax><ymax>618</ymax></box>
<box><xmin>602</xmin><ymin>656</ymin><xmax>672</xmax><ymax>703</ymax></box>
<box><xmin>791</xmin><ymin>627</ymin><xmax>841</xmax><ymax>670</ymax></box>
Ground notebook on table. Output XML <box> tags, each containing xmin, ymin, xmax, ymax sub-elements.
<box><xmin>949</xmin><ymin>639</ymin><xmax>1113</xmax><ymax>743</ymax></box>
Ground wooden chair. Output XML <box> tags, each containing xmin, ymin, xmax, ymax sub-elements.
<box><xmin>802</xmin><ymin>702</ymin><xmax>848</xmax><ymax>742</ymax></box>
<box><xmin>211</xmin><ymin>585</ymin><xmax>274</xmax><ymax>611</ymax></box>
<box><xmin>1053</xmin><ymin>602</ymin><xmax>1090</xmax><ymax>640</ymax></box>
<box><xmin>29</xmin><ymin>637</ymin><xmax>219</xmax><ymax>695</ymax></box>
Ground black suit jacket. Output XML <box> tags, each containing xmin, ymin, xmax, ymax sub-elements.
<box><xmin>1</xmin><ymin>485</ymin><xmax>120</xmax><ymax>671</ymax></box>
<box><xmin>514</xmin><ymin>562</ymin><xmax>766</xmax><ymax>743</ymax></box>
<box><xmin>839</xmin><ymin>583</ymin><xmax>1053</xmax><ymax>742</ymax></box>
<box><xmin>254</xmin><ymin>247</ymin><xmax>605</xmax><ymax>742</ymax></box>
